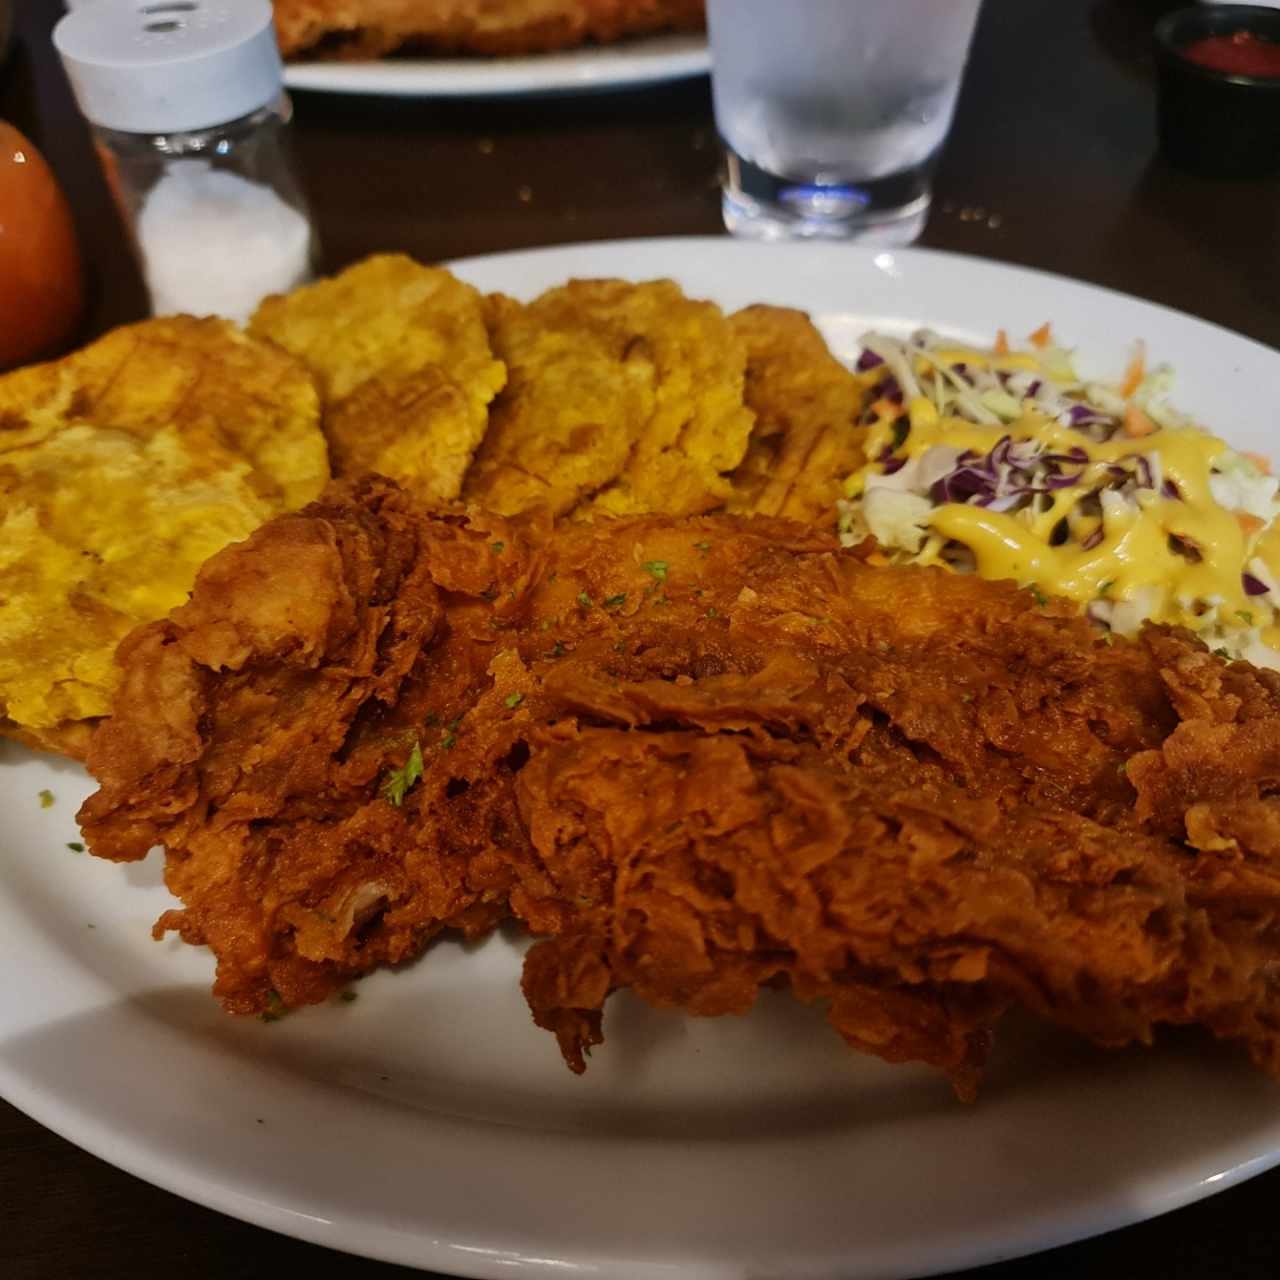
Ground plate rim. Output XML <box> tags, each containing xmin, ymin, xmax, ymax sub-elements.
<box><xmin>445</xmin><ymin>235</ymin><xmax>1279</xmax><ymax>364</ymax></box>
<box><xmin>3</xmin><ymin>1027</ymin><xmax>1275</xmax><ymax>1280</ymax></box>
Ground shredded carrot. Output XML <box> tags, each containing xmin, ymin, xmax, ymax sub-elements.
<box><xmin>1028</xmin><ymin>322</ymin><xmax>1052</xmax><ymax>349</ymax></box>
<box><xmin>993</xmin><ymin>328</ymin><xmax>1009</xmax><ymax>355</ymax></box>
<box><xmin>1238</xmin><ymin>512</ymin><xmax>1265</xmax><ymax>537</ymax></box>
<box><xmin>1119</xmin><ymin>340</ymin><xmax>1147</xmax><ymax>398</ymax></box>
<box><xmin>1123</xmin><ymin>404</ymin><xmax>1156</xmax><ymax>437</ymax></box>
<box><xmin>870</xmin><ymin>397</ymin><xmax>901</xmax><ymax>421</ymax></box>
<box><xmin>865</xmin><ymin>551</ymin><xmax>890</xmax><ymax>567</ymax></box>
<box><xmin>1245</xmin><ymin>451</ymin><xmax>1273</xmax><ymax>475</ymax></box>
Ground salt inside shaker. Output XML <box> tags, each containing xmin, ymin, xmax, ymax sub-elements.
<box><xmin>54</xmin><ymin>0</ymin><xmax>318</xmax><ymax>324</ymax></box>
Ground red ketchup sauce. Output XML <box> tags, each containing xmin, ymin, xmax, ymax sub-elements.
<box><xmin>1181</xmin><ymin>30</ymin><xmax>1280</xmax><ymax>78</ymax></box>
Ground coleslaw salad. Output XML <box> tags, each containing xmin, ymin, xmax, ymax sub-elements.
<box><xmin>839</xmin><ymin>326</ymin><xmax>1280</xmax><ymax>666</ymax></box>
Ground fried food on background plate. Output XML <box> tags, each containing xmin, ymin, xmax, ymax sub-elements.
<box><xmin>250</xmin><ymin>254</ymin><xmax>505</xmax><ymax>502</ymax></box>
<box><xmin>0</xmin><ymin>317</ymin><xmax>326</xmax><ymax>758</ymax></box>
<box><xmin>273</xmin><ymin>0</ymin><xmax>705</xmax><ymax>62</ymax></box>
<box><xmin>463</xmin><ymin>278</ymin><xmax>755</xmax><ymax>519</ymax></box>
<box><xmin>728</xmin><ymin>305</ymin><xmax>868</xmax><ymax>523</ymax></box>
<box><xmin>80</xmin><ymin>478</ymin><xmax>1280</xmax><ymax>1098</ymax></box>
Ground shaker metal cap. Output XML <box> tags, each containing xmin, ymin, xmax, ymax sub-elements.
<box><xmin>54</xmin><ymin>0</ymin><xmax>282</xmax><ymax>134</ymax></box>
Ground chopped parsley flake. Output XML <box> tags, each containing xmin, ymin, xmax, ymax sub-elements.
<box><xmin>891</xmin><ymin>418</ymin><xmax>910</xmax><ymax>450</ymax></box>
<box><xmin>546</xmin><ymin>641</ymin><xmax>566</xmax><ymax>658</ymax></box>
<box><xmin>261</xmin><ymin>990</ymin><xmax>287</xmax><ymax>1023</ymax></box>
<box><xmin>1097</xmin><ymin>580</ymin><xmax>1114</xmax><ymax>598</ymax></box>
<box><xmin>491</xmin><ymin>541</ymin><xmax>505</xmax><ymax>554</ymax></box>
<box><xmin>693</xmin><ymin>541</ymin><xmax>711</xmax><ymax>554</ymax></box>
<box><xmin>643</xmin><ymin>560</ymin><xmax>669</xmax><ymax>583</ymax></box>
<box><xmin>1030</xmin><ymin>586</ymin><xmax>1048</xmax><ymax>607</ymax></box>
<box><xmin>1214</xmin><ymin>647</ymin><xmax>1231</xmax><ymax>659</ymax></box>
<box><xmin>603</xmin><ymin>593</ymin><xmax>627</xmax><ymax>608</ymax></box>
<box><xmin>339</xmin><ymin>990</ymin><xmax>358</xmax><ymax>1004</ymax></box>
<box><xmin>37</xmin><ymin>789</ymin><xmax>54</xmax><ymax>809</ymax></box>
<box><xmin>381</xmin><ymin>740</ymin><xmax>424</xmax><ymax>806</ymax></box>
<box><xmin>1237</xmin><ymin>610</ymin><xmax>1255</xmax><ymax>625</ymax></box>
<box><xmin>504</xmin><ymin>692</ymin><xmax>525</xmax><ymax>709</ymax></box>
<box><xmin>577</xmin><ymin>591</ymin><xmax>593</xmax><ymax>608</ymax></box>
<box><xmin>440</xmin><ymin>731</ymin><xmax>457</xmax><ymax>750</ymax></box>
<box><xmin>66</xmin><ymin>841</ymin><xmax>85</xmax><ymax>853</ymax></box>
<box><xmin>706</xmin><ymin>607</ymin><xmax>719</xmax><ymax>618</ymax></box>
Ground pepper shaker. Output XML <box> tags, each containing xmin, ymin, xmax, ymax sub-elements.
<box><xmin>54</xmin><ymin>0</ymin><xmax>319</xmax><ymax>324</ymax></box>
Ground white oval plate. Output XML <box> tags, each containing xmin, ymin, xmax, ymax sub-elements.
<box><xmin>282</xmin><ymin>32</ymin><xmax>708</xmax><ymax>97</ymax></box>
<box><xmin>3</xmin><ymin>239</ymin><xmax>1280</xmax><ymax>1280</ymax></box>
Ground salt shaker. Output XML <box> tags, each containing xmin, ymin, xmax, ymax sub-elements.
<box><xmin>54</xmin><ymin>0</ymin><xmax>318</xmax><ymax>324</ymax></box>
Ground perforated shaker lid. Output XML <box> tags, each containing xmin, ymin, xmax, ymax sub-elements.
<box><xmin>54</xmin><ymin>0</ymin><xmax>283</xmax><ymax>134</ymax></box>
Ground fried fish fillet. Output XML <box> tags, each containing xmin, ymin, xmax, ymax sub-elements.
<box><xmin>273</xmin><ymin>0</ymin><xmax>705</xmax><ymax>62</ymax></box>
<box><xmin>0</xmin><ymin>317</ymin><xmax>326</xmax><ymax>758</ymax></box>
<box><xmin>727</xmin><ymin>305</ymin><xmax>868</xmax><ymax>525</ymax></box>
<box><xmin>463</xmin><ymin>278</ymin><xmax>754</xmax><ymax>518</ymax></box>
<box><xmin>250</xmin><ymin>254</ymin><xmax>506</xmax><ymax>502</ymax></box>
<box><xmin>80</xmin><ymin>479</ymin><xmax>1280</xmax><ymax>1097</ymax></box>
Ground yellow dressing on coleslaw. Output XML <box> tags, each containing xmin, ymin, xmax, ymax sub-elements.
<box><xmin>926</xmin><ymin>425</ymin><xmax>1254</xmax><ymax>623</ymax></box>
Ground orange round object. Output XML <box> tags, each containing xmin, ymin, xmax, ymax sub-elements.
<box><xmin>0</xmin><ymin>122</ymin><xmax>85</xmax><ymax>369</ymax></box>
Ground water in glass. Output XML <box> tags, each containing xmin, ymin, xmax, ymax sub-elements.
<box><xmin>708</xmin><ymin>0</ymin><xmax>983</xmax><ymax>244</ymax></box>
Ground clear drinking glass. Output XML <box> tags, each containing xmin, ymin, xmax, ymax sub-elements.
<box><xmin>707</xmin><ymin>0</ymin><xmax>984</xmax><ymax>245</ymax></box>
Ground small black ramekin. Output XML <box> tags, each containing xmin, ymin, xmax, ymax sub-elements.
<box><xmin>1154</xmin><ymin>5</ymin><xmax>1280</xmax><ymax>177</ymax></box>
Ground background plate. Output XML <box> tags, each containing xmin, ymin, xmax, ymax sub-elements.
<box><xmin>2</xmin><ymin>239</ymin><xmax>1279</xmax><ymax>1280</ymax></box>
<box><xmin>282</xmin><ymin>33</ymin><xmax>709</xmax><ymax>97</ymax></box>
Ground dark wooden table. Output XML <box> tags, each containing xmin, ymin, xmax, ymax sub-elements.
<box><xmin>4</xmin><ymin>0</ymin><xmax>1280</xmax><ymax>1276</ymax></box>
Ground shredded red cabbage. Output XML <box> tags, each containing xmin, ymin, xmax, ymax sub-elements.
<box><xmin>1068</xmin><ymin>404</ymin><xmax>1111</xmax><ymax>426</ymax></box>
<box><xmin>921</xmin><ymin>433</ymin><xmax>1093</xmax><ymax>509</ymax></box>
<box><xmin>931</xmin><ymin>468</ymin><xmax>995</xmax><ymax>504</ymax></box>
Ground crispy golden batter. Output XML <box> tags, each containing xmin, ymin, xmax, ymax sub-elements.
<box><xmin>80</xmin><ymin>479</ymin><xmax>1280</xmax><ymax>1097</ymax></box>
<box><xmin>461</xmin><ymin>288</ymin><xmax>658</xmax><ymax>518</ymax></box>
<box><xmin>0</xmin><ymin>317</ymin><xmax>325</xmax><ymax>756</ymax></box>
<box><xmin>728</xmin><ymin>305</ymin><xmax>867</xmax><ymax>525</ymax></box>
<box><xmin>463</xmin><ymin>279</ymin><xmax>754</xmax><ymax>519</ymax></box>
<box><xmin>273</xmin><ymin>0</ymin><xmax>705</xmax><ymax>62</ymax></box>
<box><xmin>250</xmin><ymin>254</ymin><xmax>505</xmax><ymax>502</ymax></box>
